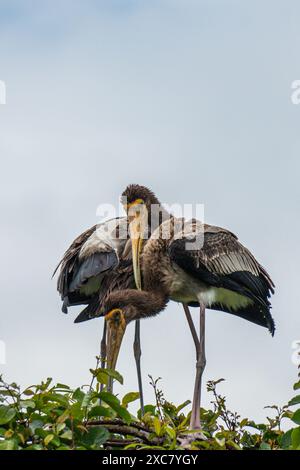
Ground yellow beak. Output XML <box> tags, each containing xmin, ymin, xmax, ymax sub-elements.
<box><xmin>106</xmin><ymin>309</ymin><xmax>126</xmax><ymax>374</ymax></box>
<box><xmin>131</xmin><ymin>230</ymin><xmax>143</xmax><ymax>291</ymax></box>
<box><xmin>127</xmin><ymin>203</ymin><xmax>148</xmax><ymax>291</ymax></box>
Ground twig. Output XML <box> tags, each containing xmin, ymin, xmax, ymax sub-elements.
<box><xmin>86</xmin><ymin>418</ymin><xmax>147</xmax><ymax>431</ymax></box>
<box><xmin>86</xmin><ymin>419</ymin><xmax>163</xmax><ymax>445</ymax></box>
<box><xmin>104</xmin><ymin>439</ymin><xmax>140</xmax><ymax>447</ymax></box>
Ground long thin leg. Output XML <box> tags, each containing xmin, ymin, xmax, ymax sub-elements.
<box><xmin>182</xmin><ymin>304</ymin><xmax>200</xmax><ymax>355</ymax></box>
<box><xmin>189</xmin><ymin>303</ymin><xmax>206</xmax><ymax>430</ymax></box>
<box><xmin>133</xmin><ymin>320</ymin><xmax>145</xmax><ymax>416</ymax></box>
<box><xmin>100</xmin><ymin>320</ymin><xmax>107</xmax><ymax>371</ymax></box>
<box><xmin>100</xmin><ymin>321</ymin><xmax>107</xmax><ymax>398</ymax></box>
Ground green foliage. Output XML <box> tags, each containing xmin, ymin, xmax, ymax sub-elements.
<box><xmin>0</xmin><ymin>368</ymin><xmax>299</xmax><ymax>450</ymax></box>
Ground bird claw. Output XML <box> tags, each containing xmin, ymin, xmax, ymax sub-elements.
<box><xmin>178</xmin><ymin>431</ymin><xmax>207</xmax><ymax>449</ymax></box>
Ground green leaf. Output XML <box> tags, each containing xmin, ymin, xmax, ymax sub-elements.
<box><xmin>176</xmin><ymin>400</ymin><xmax>191</xmax><ymax>414</ymax></box>
<box><xmin>45</xmin><ymin>393</ymin><xmax>69</xmax><ymax>407</ymax></box>
<box><xmin>81</xmin><ymin>392</ymin><xmax>92</xmax><ymax>409</ymax></box>
<box><xmin>56</xmin><ymin>409</ymin><xmax>70</xmax><ymax>424</ymax></box>
<box><xmin>105</xmin><ymin>368</ymin><xmax>123</xmax><ymax>385</ymax></box>
<box><xmin>35</xmin><ymin>428</ymin><xmax>47</xmax><ymax>439</ymax></box>
<box><xmin>291</xmin><ymin>427</ymin><xmax>300</xmax><ymax>450</ymax></box>
<box><xmin>165</xmin><ymin>426</ymin><xmax>176</xmax><ymax>441</ymax></box>
<box><xmin>122</xmin><ymin>392</ymin><xmax>140</xmax><ymax>407</ymax></box>
<box><xmin>292</xmin><ymin>409</ymin><xmax>300</xmax><ymax>425</ymax></box>
<box><xmin>246</xmin><ymin>421</ymin><xmax>267</xmax><ymax>431</ymax></box>
<box><xmin>280</xmin><ymin>429</ymin><xmax>293</xmax><ymax>449</ymax></box>
<box><xmin>9</xmin><ymin>383</ymin><xmax>19</xmax><ymax>390</ymax></box>
<box><xmin>215</xmin><ymin>436</ymin><xmax>226</xmax><ymax>447</ymax></box>
<box><xmin>50</xmin><ymin>436</ymin><xmax>61</xmax><ymax>447</ymax></box>
<box><xmin>138</xmin><ymin>404</ymin><xmax>156</xmax><ymax>419</ymax></box>
<box><xmin>98</xmin><ymin>391</ymin><xmax>120</xmax><ymax>406</ymax></box>
<box><xmin>20</xmin><ymin>399</ymin><xmax>35</xmax><ymax>409</ymax></box>
<box><xmin>293</xmin><ymin>381</ymin><xmax>300</xmax><ymax>391</ymax></box>
<box><xmin>69</xmin><ymin>402</ymin><xmax>85</xmax><ymax>421</ymax></box>
<box><xmin>25</xmin><ymin>444</ymin><xmax>43</xmax><ymax>450</ymax></box>
<box><xmin>88</xmin><ymin>406</ymin><xmax>112</xmax><ymax>419</ymax></box>
<box><xmin>0</xmin><ymin>405</ymin><xmax>16</xmax><ymax>425</ymax></box>
<box><xmin>56</xmin><ymin>383</ymin><xmax>71</xmax><ymax>390</ymax></box>
<box><xmin>56</xmin><ymin>423</ymin><xmax>66</xmax><ymax>433</ymax></box>
<box><xmin>288</xmin><ymin>395</ymin><xmax>300</xmax><ymax>406</ymax></box>
<box><xmin>124</xmin><ymin>442</ymin><xmax>141</xmax><ymax>450</ymax></box>
<box><xmin>0</xmin><ymin>438</ymin><xmax>18</xmax><ymax>450</ymax></box>
<box><xmin>153</xmin><ymin>417</ymin><xmax>161</xmax><ymax>436</ymax></box>
<box><xmin>99</xmin><ymin>392</ymin><xmax>132</xmax><ymax>424</ymax></box>
<box><xmin>39</xmin><ymin>378</ymin><xmax>52</xmax><ymax>391</ymax></box>
<box><xmin>0</xmin><ymin>389</ymin><xmax>18</xmax><ymax>397</ymax></box>
<box><xmin>114</xmin><ymin>405</ymin><xmax>132</xmax><ymax>423</ymax></box>
<box><xmin>226</xmin><ymin>440</ymin><xmax>241</xmax><ymax>450</ymax></box>
<box><xmin>239</xmin><ymin>418</ymin><xmax>249</xmax><ymax>427</ymax></box>
<box><xmin>81</xmin><ymin>427</ymin><xmax>109</xmax><ymax>448</ymax></box>
<box><xmin>95</xmin><ymin>368</ymin><xmax>123</xmax><ymax>386</ymax></box>
<box><xmin>94</xmin><ymin>371</ymin><xmax>108</xmax><ymax>385</ymax></box>
<box><xmin>260</xmin><ymin>442</ymin><xmax>271</xmax><ymax>450</ymax></box>
<box><xmin>73</xmin><ymin>388</ymin><xmax>85</xmax><ymax>403</ymax></box>
<box><xmin>44</xmin><ymin>434</ymin><xmax>55</xmax><ymax>446</ymax></box>
<box><xmin>60</xmin><ymin>430</ymin><xmax>73</xmax><ymax>441</ymax></box>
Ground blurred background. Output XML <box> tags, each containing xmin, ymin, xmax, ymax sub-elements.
<box><xmin>0</xmin><ymin>0</ymin><xmax>299</xmax><ymax>422</ymax></box>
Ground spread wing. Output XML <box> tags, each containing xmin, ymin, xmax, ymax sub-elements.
<box><xmin>53</xmin><ymin>225</ymin><xmax>98</xmax><ymax>308</ymax></box>
<box><xmin>169</xmin><ymin>221</ymin><xmax>275</xmax><ymax>334</ymax></box>
<box><xmin>54</xmin><ymin>218</ymin><xmax>129</xmax><ymax>315</ymax></box>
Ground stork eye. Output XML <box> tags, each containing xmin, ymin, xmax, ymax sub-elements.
<box><xmin>128</xmin><ymin>198</ymin><xmax>145</xmax><ymax>209</ymax></box>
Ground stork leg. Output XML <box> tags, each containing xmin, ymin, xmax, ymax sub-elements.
<box><xmin>182</xmin><ymin>303</ymin><xmax>206</xmax><ymax>430</ymax></box>
<box><xmin>133</xmin><ymin>320</ymin><xmax>145</xmax><ymax>416</ymax></box>
<box><xmin>100</xmin><ymin>320</ymin><xmax>107</xmax><ymax>371</ymax></box>
<box><xmin>190</xmin><ymin>303</ymin><xmax>206</xmax><ymax>429</ymax></box>
<box><xmin>100</xmin><ymin>320</ymin><xmax>107</xmax><ymax>399</ymax></box>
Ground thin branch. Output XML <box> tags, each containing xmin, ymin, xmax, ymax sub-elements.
<box><xmin>86</xmin><ymin>418</ymin><xmax>147</xmax><ymax>431</ymax></box>
<box><xmin>86</xmin><ymin>419</ymin><xmax>163</xmax><ymax>445</ymax></box>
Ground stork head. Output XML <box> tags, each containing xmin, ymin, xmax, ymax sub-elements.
<box><xmin>121</xmin><ymin>184</ymin><xmax>170</xmax><ymax>290</ymax></box>
<box><xmin>104</xmin><ymin>308</ymin><xmax>126</xmax><ymax>373</ymax></box>
<box><xmin>101</xmin><ymin>290</ymin><xmax>141</xmax><ymax>373</ymax></box>
<box><xmin>102</xmin><ymin>289</ymin><xmax>167</xmax><ymax>375</ymax></box>
<box><xmin>121</xmin><ymin>184</ymin><xmax>160</xmax><ymax>215</ymax></box>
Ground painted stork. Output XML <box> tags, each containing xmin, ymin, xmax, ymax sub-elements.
<box><xmin>53</xmin><ymin>217</ymin><xmax>146</xmax><ymax>405</ymax></box>
<box><xmin>54</xmin><ymin>207</ymin><xmax>201</xmax><ymax>408</ymax></box>
<box><xmin>100</xmin><ymin>185</ymin><xmax>275</xmax><ymax>430</ymax></box>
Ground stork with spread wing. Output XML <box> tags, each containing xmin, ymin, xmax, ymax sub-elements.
<box><xmin>100</xmin><ymin>185</ymin><xmax>275</xmax><ymax>431</ymax></box>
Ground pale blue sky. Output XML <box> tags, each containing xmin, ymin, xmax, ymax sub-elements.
<box><xmin>0</xmin><ymin>0</ymin><xmax>299</xmax><ymax>423</ymax></box>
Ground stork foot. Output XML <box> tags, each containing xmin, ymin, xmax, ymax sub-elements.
<box><xmin>178</xmin><ymin>431</ymin><xmax>207</xmax><ymax>449</ymax></box>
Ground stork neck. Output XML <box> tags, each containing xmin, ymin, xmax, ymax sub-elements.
<box><xmin>147</xmin><ymin>202</ymin><xmax>172</xmax><ymax>236</ymax></box>
<box><xmin>107</xmin><ymin>289</ymin><xmax>168</xmax><ymax>324</ymax></box>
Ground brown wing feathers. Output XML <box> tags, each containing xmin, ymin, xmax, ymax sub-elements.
<box><xmin>53</xmin><ymin>225</ymin><xmax>97</xmax><ymax>299</ymax></box>
<box><xmin>169</xmin><ymin>225</ymin><xmax>275</xmax><ymax>334</ymax></box>
<box><xmin>54</xmin><ymin>219</ymin><xmax>134</xmax><ymax>321</ymax></box>
<box><xmin>202</xmin><ymin>231</ymin><xmax>274</xmax><ymax>298</ymax></box>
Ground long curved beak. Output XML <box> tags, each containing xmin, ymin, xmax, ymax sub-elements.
<box><xmin>106</xmin><ymin>310</ymin><xmax>126</xmax><ymax>386</ymax></box>
<box><xmin>131</xmin><ymin>233</ymin><xmax>143</xmax><ymax>291</ymax></box>
<box><xmin>129</xmin><ymin>209</ymin><xmax>148</xmax><ymax>291</ymax></box>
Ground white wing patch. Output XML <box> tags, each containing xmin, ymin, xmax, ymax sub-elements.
<box><xmin>213</xmin><ymin>287</ymin><xmax>253</xmax><ymax>310</ymax></box>
<box><xmin>79</xmin><ymin>218</ymin><xmax>127</xmax><ymax>259</ymax></box>
<box><xmin>197</xmin><ymin>287</ymin><xmax>253</xmax><ymax>310</ymax></box>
